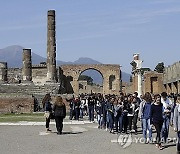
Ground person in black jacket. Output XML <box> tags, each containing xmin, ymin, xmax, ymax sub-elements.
<box><xmin>53</xmin><ymin>96</ymin><xmax>66</xmax><ymax>135</ymax></box>
<box><xmin>42</xmin><ymin>93</ymin><xmax>52</xmax><ymax>132</ymax></box>
<box><xmin>151</xmin><ymin>94</ymin><xmax>164</xmax><ymax>150</ymax></box>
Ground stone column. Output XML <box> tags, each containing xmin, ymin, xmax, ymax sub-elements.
<box><xmin>0</xmin><ymin>62</ymin><xmax>8</xmax><ymax>82</ymax></box>
<box><xmin>22</xmin><ymin>49</ymin><xmax>32</xmax><ymax>81</ymax></box>
<box><xmin>47</xmin><ymin>10</ymin><xmax>57</xmax><ymax>82</ymax></box>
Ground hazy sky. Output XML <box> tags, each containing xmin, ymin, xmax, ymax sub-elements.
<box><xmin>0</xmin><ymin>0</ymin><xmax>180</xmax><ymax>73</ymax></box>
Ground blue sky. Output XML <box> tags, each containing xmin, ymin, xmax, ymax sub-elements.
<box><xmin>0</xmin><ymin>0</ymin><xmax>180</xmax><ymax>73</ymax></box>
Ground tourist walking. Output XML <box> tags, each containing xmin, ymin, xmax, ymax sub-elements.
<box><xmin>53</xmin><ymin>96</ymin><xmax>66</xmax><ymax>135</ymax></box>
<box><xmin>88</xmin><ymin>96</ymin><xmax>95</xmax><ymax>122</ymax></box>
<box><xmin>42</xmin><ymin>93</ymin><xmax>53</xmax><ymax>132</ymax></box>
<box><xmin>161</xmin><ymin>92</ymin><xmax>173</xmax><ymax>143</ymax></box>
<box><xmin>114</xmin><ymin>97</ymin><xmax>123</xmax><ymax>133</ymax></box>
<box><xmin>107</xmin><ymin>97</ymin><xmax>115</xmax><ymax>133</ymax></box>
<box><xmin>139</xmin><ymin>92</ymin><xmax>152</xmax><ymax>143</ymax></box>
<box><xmin>173</xmin><ymin>95</ymin><xmax>180</xmax><ymax>154</ymax></box>
<box><xmin>151</xmin><ymin>94</ymin><xmax>164</xmax><ymax>150</ymax></box>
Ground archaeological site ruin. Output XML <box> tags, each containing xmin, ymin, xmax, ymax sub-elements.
<box><xmin>0</xmin><ymin>10</ymin><xmax>121</xmax><ymax>113</ymax></box>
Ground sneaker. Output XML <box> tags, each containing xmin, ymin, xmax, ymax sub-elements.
<box><xmin>155</xmin><ymin>144</ymin><xmax>159</xmax><ymax>148</ymax></box>
<box><xmin>159</xmin><ymin>145</ymin><xmax>164</xmax><ymax>150</ymax></box>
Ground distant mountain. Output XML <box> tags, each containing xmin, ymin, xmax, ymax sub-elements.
<box><xmin>74</xmin><ymin>57</ymin><xmax>101</xmax><ymax>64</ymax></box>
<box><xmin>0</xmin><ymin>45</ymin><xmax>131</xmax><ymax>83</ymax></box>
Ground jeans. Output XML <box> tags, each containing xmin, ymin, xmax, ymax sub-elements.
<box><xmin>114</xmin><ymin>115</ymin><xmax>123</xmax><ymax>132</ymax></box>
<box><xmin>153</xmin><ymin>122</ymin><xmax>163</xmax><ymax>145</ymax></box>
<box><xmin>161</xmin><ymin>115</ymin><xmax>170</xmax><ymax>143</ymax></box>
<box><xmin>133</xmin><ymin>114</ymin><xmax>138</xmax><ymax>132</ymax></box>
<box><xmin>75</xmin><ymin>108</ymin><xmax>80</xmax><ymax>120</ymax></box>
<box><xmin>80</xmin><ymin>108</ymin><xmax>84</xmax><ymax>118</ymax></box>
<box><xmin>88</xmin><ymin>106</ymin><xmax>94</xmax><ymax>122</ymax></box>
<box><xmin>97</xmin><ymin>114</ymin><xmax>103</xmax><ymax>127</ymax></box>
<box><xmin>177</xmin><ymin>131</ymin><xmax>180</xmax><ymax>153</ymax></box>
<box><xmin>108</xmin><ymin>113</ymin><xmax>114</xmax><ymax>131</ymax></box>
<box><xmin>142</xmin><ymin>118</ymin><xmax>152</xmax><ymax>140</ymax></box>
<box><xmin>69</xmin><ymin>108</ymin><xmax>74</xmax><ymax>120</ymax></box>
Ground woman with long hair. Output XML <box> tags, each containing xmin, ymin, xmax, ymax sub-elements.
<box><xmin>151</xmin><ymin>94</ymin><xmax>164</xmax><ymax>150</ymax></box>
<box><xmin>53</xmin><ymin>96</ymin><xmax>66</xmax><ymax>135</ymax></box>
<box><xmin>42</xmin><ymin>93</ymin><xmax>52</xmax><ymax>132</ymax></box>
<box><xmin>139</xmin><ymin>92</ymin><xmax>152</xmax><ymax>143</ymax></box>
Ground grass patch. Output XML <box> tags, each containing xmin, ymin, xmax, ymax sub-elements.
<box><xmin>0</xmin><ymin>112</ymin><xmax>70</xmax><ymax>122</ymax></box>
<box><xmin>0</xmin><ymin>113</ymin><xmax>45</xmax><ymax>122</ymax></box>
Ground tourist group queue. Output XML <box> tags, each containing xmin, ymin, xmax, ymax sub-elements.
<box><xmin>42</xmin><ymin>92</ymin><xmax>180</xmax><ymax>153</ymax></box>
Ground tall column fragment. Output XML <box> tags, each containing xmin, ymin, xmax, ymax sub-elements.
<box><xmin>22</xmin><ymin>49</ymin><xmax>32</xmax><ymax>81</ymax></box>
<box><xmin>47</xmin><ymin>10</ymin><xmax>57</xmax><ymax>81</ymax></box>
<box><xmin>0</xmin><ymin>62</ymin><xmax>8</xmax><ymax>82</ymax></box>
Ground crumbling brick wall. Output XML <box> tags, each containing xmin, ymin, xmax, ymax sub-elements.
<box><xmin>0</xmin><ymin>96</ymin><xmax>34</xmax><ymax>113</ymax></box>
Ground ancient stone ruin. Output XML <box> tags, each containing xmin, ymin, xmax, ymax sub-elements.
<box><xmin>0</xmin><ymin>10</ymin><xmax>122</xmax><ymax>113</ymax></box>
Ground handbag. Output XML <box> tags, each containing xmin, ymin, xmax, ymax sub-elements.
<box><xmin>44</xmin><ymin>111</ymin><xmax>50</xmax><ymax>118</ymax></box>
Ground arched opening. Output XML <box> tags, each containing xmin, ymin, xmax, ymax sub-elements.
<box><xmin>78</xmin><ymin>69</ymin><xmax>103</xmax><ymax>94</ymax></box>
<box><xmin>109</xmin><ymin>75</ymin><xmax>116</xmax><ymax>90</ymax></box>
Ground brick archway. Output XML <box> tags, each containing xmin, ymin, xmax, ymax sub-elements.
<box><xmin>60</xmin><ymin>64</ymin><xmax>121</xmax><ymax>95</ymax></box>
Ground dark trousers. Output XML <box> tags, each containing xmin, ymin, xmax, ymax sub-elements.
<box><xmin>122</xmin><ymin>113</ymin><xmax>128</xmax><ymax>133</ymax></box>
<box><xmin>88</xmin><ymin>106</ymin><xmax>94</xmax><ymax>121</ymax></box>
<box><xmin>108</xmin><ymin>113</ymin><xmax>114</xmax><ymax>130</ymax></box>
<box><xmin>133</xmin><ymin>114</ymin><xmax>138</xmax><ymax>132</ymax></box>
<box><xmin>177</xmin><ymin>131</ymin><xmax>180</xmax><ymax>153</ymax></box>
<box><xmin>153</xmin><ymin>122</ymin><xmax>163</xmax><ymax>145</ymax></box>
<box><xmin>128</xmin><ymin>116</ymin><xmax>133</xmax><ymax>131</ymax></box>
<box><xmin>55</xmin><ymin>116</ymin><xmax>63</xmax><ymax>133</ymax></box>
<box><xmin>114</xmin><ymin>116</ymin><xmax>119</xmax><ymax>132</ymax></box>
<box><xmin>46</xmin><ymin>117</ymin><xmax>50</xmax><ymax>128</ymax></box>
<box><xmin>75</xmin><ymin>108</ymin><xmax>80</xmax><ymax>120</ymax></box>
<box><xmin>114</xmin><ymin>115</ymin><xmax>123</xmax><ymax>133</ymax></box>
<box><xmin>69</xmin><ymin>108</ymin><xmax>74</xmax><ymax>120</ymax></box>
<box><xmin>102</xmin><ymin>115</ymin><xmax>107</xmax><ymax>128</ymax></box>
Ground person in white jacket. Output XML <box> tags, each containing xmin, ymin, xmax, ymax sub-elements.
<box><xmin>161</xmin><ymin>92</ymin><xmax>173</xmax><ymax>143</ymax></box>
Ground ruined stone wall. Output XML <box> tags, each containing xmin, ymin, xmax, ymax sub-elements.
<box><xmin>143</xmin><ymin>71</ymin><xmax>165</xmax><ymax>94</ymax></box>
<box><xmin>163</xmin><ymin>61</ymin><xmax>180</xmax><ymax>84</ymax></box>
<box><xmin>61</xmin><ymin>64</ymin><xmax>121</xmax><ymax>95</ymax></box>
<box><xmin>163</xmin><ymin>61</ymin><xmax>180</xmax><ymax>94</ymax></box>
<box><xmin>78</xmin><ymin>80</ymin><xmax>103</xmax><ymax>94</ymax></box>
<box><xmin>32</xmin><ymin>65</ymin><xmax>47</xmax><ymax>84</ymax></box>
<box><xmin>122</xmin><ymin>82</ymin><xmax>133</xmax><ymax>94</ymax></box>
<box><xmin>8</xmin><ymin>68</ymin><xmax>22</xmax><ymax>83</ymax></box>
<box><xmin>0</xmin><ymin>95</ymin><xmax>34</xmax><ymax>113</ymax></box>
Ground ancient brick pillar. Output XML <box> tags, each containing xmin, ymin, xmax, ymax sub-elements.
<box><xmin>22</xmin><ymin>49</ymin><xmax>32</xmax><ymax>81</ymax></box>
<box><xmin>0</xmin><ymin>62</ymin><xmax>8</xmax><ymax>82</ymax></box>
<box><xmin>47</xmin><ymin>10</ymin><xmax>57</xmax><ymax>81</ymax></box>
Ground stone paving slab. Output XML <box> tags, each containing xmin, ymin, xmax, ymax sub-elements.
<box><xmin>0</xmin><ymin>122</ymin><xmax>177</xmax><ymax>154</ymax></box>
<box><xmin>0</xmin><ymin>120</ymin><xmax>94</xmax><ymax>126</ymax></box>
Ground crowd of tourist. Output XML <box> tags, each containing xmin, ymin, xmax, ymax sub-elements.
<box><xmin>66</xmin><ymin>91</ymin><xmax>180</xmax><ymax>152</ymax></box>
<box><xmin>42</xmin><ymin>91</ymin><xmax>180</xmax><ymax>153</ymax></box>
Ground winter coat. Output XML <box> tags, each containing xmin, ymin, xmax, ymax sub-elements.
<box><xmin>53</xmin><ymin>104</ymin><xmax>66</xmax><ymax>118</ymax></box>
